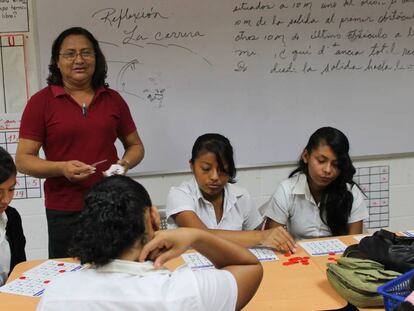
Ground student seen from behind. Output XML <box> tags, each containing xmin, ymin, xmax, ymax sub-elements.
<box><xmin>37</xmin><ymin>175</ymin><xmax>263</xmax><ymax>311</ymax></box>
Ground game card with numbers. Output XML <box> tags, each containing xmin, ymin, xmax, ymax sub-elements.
<box><xmin>299</xmin><ymin>239</ymin><xmax>347</xmax><ymax>256</ymax></box>
<box><xmin>0</xmin><ymin>260</ymin><xmax>83</xmax><ymax>297</ymax></box>
<box><xmin>182</xmin><ymin>247</ymin><xmax>278</xmax><ymax>269</ymax></box>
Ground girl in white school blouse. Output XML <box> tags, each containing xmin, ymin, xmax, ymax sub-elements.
<box><xmin>166</xmin><ymin>133</ymin><xmax>296</xmax><ymax>253</ymax></box>
<box><xmin>37</xmin><ymin>176</ymin><xmax>263</xmax><ymax>311</ymax></box>
<box><xmin>261</xmin><ymin>127</ymin><xmax>368</xmax><ymax>240</ymax></box>
<box><xmin>0</xmin><ymin>147</ymin><xmax>26</xmax><ymax>286</ymax></box>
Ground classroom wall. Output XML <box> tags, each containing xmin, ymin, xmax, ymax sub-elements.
<box><xmin>1</xmin><ymin>1</ymin><xmax>413</xmax><ymax>263</ymax></box>
<box><xmin>15</xmin><ymin>154</ymin><xmax>414</xmax><ymax>260</ymax></box>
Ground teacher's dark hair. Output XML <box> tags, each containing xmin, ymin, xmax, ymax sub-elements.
<box><xmin>190</xmin><ymin>133</ymin><xmax>237</xmax><ymax>183</ymax></box>
<box><xmin>0</xmin><ymin>146</ymin><xmax>17</xmax><ymax>183</ymax></box>
<box><xmin>47</xmin><ymin>27</ymin><xmax>108</xmax><ymax>89</ymax></box>
<box><xmin>69</xmin><ymin>175</ymin><xmax>152</xmax><ymax>266</ymax></box>
<box><xmin>290</xmin><ymin>127</ymin><xmax>360</xmax><ymax>236</ymax></box>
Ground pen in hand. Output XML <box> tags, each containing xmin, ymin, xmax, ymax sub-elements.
<box><xmin>90</xmin><ymin>159</ymin><xmax>108</xmax><ymax>167</ymax></box>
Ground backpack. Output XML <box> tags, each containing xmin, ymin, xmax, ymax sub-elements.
<box><xmin>358</xmin><ymin>230</ymin><xmax>414</xmax><ymax>273</ymax></box>
<box><xmin>326</xmin><ymin>256</ymin><xmax>401</xmax><ymax>307</ymax></box>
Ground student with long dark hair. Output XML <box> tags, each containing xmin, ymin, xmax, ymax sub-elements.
<box><xmin>166</xmin><ymin>133</ymin><xmax>296</xmax><ymax>253</ymax></box>
<box><xmin>0</xmin><ymin>147</ymin><xmax>26</xmax><ymax>286</ymax></box>
<box><xmin>37</xmin><ymin>175</ymin><xmax>263</xmax><ymax>311</ymax></box>
<box><xmin>262</xmin><ymin>127</ymin><xmax>368</xmax><ymax>239</ymax></box>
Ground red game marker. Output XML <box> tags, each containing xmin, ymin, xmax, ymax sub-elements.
<box><xmin>328</xmin><ymin>257</ymin><xmax>337</xmax><ymax>261</ymax></box>
<box><xmin>328</xmin><ymin>252</ymin><xmax>336</xmax><ymax>256</ymax></box>
<box><xmin>43</xmin><ymin>280</ymin><xmax>50</xmax><ymax>284</ymax></box>
<box><xmin>58</xmin><ymin>269</ymin><xmax>66</xmax><ymax>273</ymax></box>
<box><xmin>19</xmin><ymin>276</ymin><xmax>26</xmax><ymax>280</ymax></box>
<box><xmin>57</xmin><ymin>263</ymin><xmax>65</xmax><ymax>266</ymax></box>
<box><xmin>301</xmin><ymin>261</ymin><xmax>310</xmax><ymax>265</ymax></box>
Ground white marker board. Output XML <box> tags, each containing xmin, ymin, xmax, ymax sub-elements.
<box><xmin>35</xmin><ymin>0</ymin><xmax>414</xmax><ymax>173</ymax></box>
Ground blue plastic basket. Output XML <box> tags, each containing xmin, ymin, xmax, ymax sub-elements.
<box><xmin>377</xmin><ymin>269</ymin><xmax>414</xmax><ymax>311</ymax></box>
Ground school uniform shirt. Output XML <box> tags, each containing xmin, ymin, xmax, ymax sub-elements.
<box><xmin>0</xmin><ymin>212</ymin><xmax>11</xmax><ymax>286</ymax></box>
<box><xmin>0</xmin><ymin>207</ymin><xmax>26</xmax><ymax>286</ymax></box>
<box><xmin>260</xmin><ymin>173</ymin><xmax>369</xmax><ymax>240</ymax></box>
<box><xmin>36</xmin><ymin>259</ymin><xmax>237</xmax><ymax>311</ymax></box>
<box><xmin>5</xmin><ymin>207</ymin><xmax>26</xmax><ymax>273</ymax></box>
<box><xmin>166</xmin><ymin>177</ymin><xmax>262</xmax><ymax>230</ymax></box>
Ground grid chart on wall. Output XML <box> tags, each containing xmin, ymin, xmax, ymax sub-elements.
<box><xmin>0</xmin><ymin>128</ymin><xmax>42</xmax><ymax>200</ymax></box>
<box><xmin>0</xmin><ymin>34</ymin><xmax>28</xmax><ymax>113</ymax></box>
<box><xmin>354</xmin><ymin>166</ymin><xmax>389</xmax><ymax>229</ymax></box>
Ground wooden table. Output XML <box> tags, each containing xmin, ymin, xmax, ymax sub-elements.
<box><xmin>0</xmin><ymin>236</ymin><xmax>386</xmax><ymax>311</ymax></box>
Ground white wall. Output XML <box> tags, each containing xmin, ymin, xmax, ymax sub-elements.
<box><xmin>9</xmin><ymin>1</ymin><xmax>413</xmax><ymax>259</ymax></box>
<box><xmin>15</xmin><ymin>154</ymin><xmax>414</xmax><ymax>259</ymax></box>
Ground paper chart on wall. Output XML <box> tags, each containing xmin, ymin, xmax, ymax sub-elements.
<box><xmin>299</xmin><ymin>239</ymin><xmax>348</xmax><ymax>256</ymax></box>
<box><xmin>355</xmin><ymin>166</ymin><xmax>390</xmax><ymax>229</ymax></box>
<box><xmin>0</xmin><ymin>1</ymin><xmax>29</xmax><ymax>33</ymax></box>
<box><xmin>182</xmin><ymin>247</ymin><xmax>278</xmax><ymax>269</ymax></box>
<box><xmin>0</xmin><ymin>260</ymin><xmax>83</xmax><ymax>297</ymax></box>
<box><xmin>0</xmin><ymin>34</ymin><xmax>28</xmax><ymax>113</ymax></box>
<box><xmin>0</xmin><ymin>113</ymin><xmax>42</xmax><ymax>199</ymax></box>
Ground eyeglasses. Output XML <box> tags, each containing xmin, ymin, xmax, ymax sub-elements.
<box><xmin>59</xmin><ymin>50</ymin><xmax>95</xmax><ymax>61</ymax></box>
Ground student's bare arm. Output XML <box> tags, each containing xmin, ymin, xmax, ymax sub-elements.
<box><xmin>174</xmin><ymin>211</ymin><xmax>296</xmax><ymax>253</ymax></box>
<box><xmin>16</xmin><ymin>138</ymin><xmax>94</xmax><ymax>181</ymax></box>
<box><xmin>348</xmin><ymin>220</ymin><xmax>364</xmax><ymax>234</ymax></box>
<box><xmin>264</xmin><ymin>217</ymin><xmax>286</xmax><ymax>229</ymax></box>
<box><xmin>139</xmin><ymin>228</ymin><xmax>263</xmax><ymax>311</ymax></box>
<box><xmin>118</xmin><ymin>131</ymin><xmax>144</xmax><ymax>172</ymax></box>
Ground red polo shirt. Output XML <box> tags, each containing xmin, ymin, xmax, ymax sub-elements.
<box><xmin>19</xmin><ymin>85</ymin><xmax>137</xmax><ymax>211</ymax></box>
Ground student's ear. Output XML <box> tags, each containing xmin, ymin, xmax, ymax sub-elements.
<box><xmin>189</xmin><ymin>160</ymin><xmax>194</xmax><ymax>173</ymax></box>
<box><xmin>302</xmin><ymin>149</ymin><xmax>309</xmax><ymax>164</ymax></box>
<box><xmin>149</xmin><ymin>206</ymin><xmax>160</xmax><ymax>231</ymax></box>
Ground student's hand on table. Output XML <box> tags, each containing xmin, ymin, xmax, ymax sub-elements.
<box><xmin>260</xmin><ymin>227</ymin><xmax>297</xmax><ymax>253</ymax></box>
<box><xmin>62</xmin><ymin>160</ymin><xmax>95</xmax><ymax>182</ymax></box>
<box><xmin>139</xmin><ymin>228</ymin><xmax>198</xmax><ymax>268</ymax></box>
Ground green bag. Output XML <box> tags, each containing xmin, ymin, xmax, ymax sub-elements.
<box><xmin>327</xmin><ymin>257</ymin><xmax>401</xmax><ymax>307</ymax></box>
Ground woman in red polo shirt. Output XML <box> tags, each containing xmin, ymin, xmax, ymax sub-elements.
<box><xmin>16</xmin><ymin>27</ymin><xmax>144</xmax><ymax>259</ymax></box>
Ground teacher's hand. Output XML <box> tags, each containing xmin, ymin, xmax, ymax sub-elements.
<box><xmin>116</xmin><ymin>158</ymin><xmax>130</xmax><ymax>175</ymax></box>
<box><xmin>62</xmin><ymin>160</ymin><xmax>95</xmax><ymax>182</ymax></box>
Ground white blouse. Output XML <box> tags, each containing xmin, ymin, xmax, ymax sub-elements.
<box><xmin>37</xmin><ymin>259</ymin><xmax>237</xmax><ymax>311</ymax></box>
<box><xmin>0</xmin><ymin>212</ymin><xmax>11</xmax><ymax>285</ymax></box>
<box><xmin>261</xmin><ymin>173</ymin><xmax>369</xmax><ymax>240</ymax></box>
<box><xmin>166</xmin><ymin>177</ymin><xmax>262</xmax><ymax>230</ymax></box>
